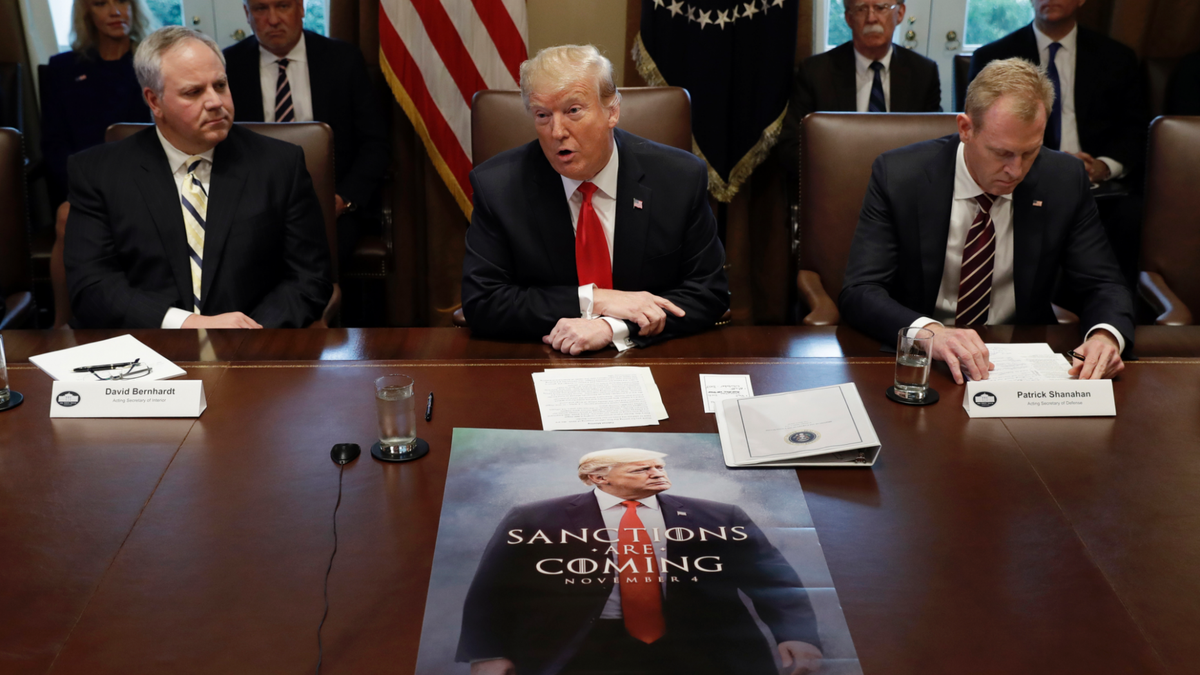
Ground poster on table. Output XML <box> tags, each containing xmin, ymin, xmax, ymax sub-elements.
<box><xmin>415</xmin><ymin>428</ymin><xmax>862</xmax><ymax>675</ymax></box>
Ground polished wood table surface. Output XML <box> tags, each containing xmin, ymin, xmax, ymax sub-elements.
<box><xmin>2</xmin><ymin>327</ymin><xmax>1199</xmax><ymax>674</ymax></box>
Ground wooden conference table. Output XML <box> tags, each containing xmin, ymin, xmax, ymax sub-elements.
<box><xmin>1</xmin><ymin>326</ymin><xmax>1199</xmax><ymax>675</ymax></box>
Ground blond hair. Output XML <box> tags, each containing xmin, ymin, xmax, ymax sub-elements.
<box><xmin>578</xmin><ymin>448</ymin><xmax>666</xmax><ymax>486</ymax></box>
<box><xmin>519</xmin><ymin>44</ymin><xmax>622</xmax><ymax>112</ymax></box>
<box><xmin>70</xmin><ymin>0</ymin><xmax>156</xmax><ymax>55</ymax></box>
<box><xmin>964</xmin><ymin>58</ymin><xmax>1055</xmax><ymax>129</ymax></box>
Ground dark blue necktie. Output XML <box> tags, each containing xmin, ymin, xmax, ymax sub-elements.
<box><xmin>1045</xmin><ymin>42</ymin><xmax>1063</xmax><ymax>150</ymax></box>
<box><xmin>868</xmin><ymin>61</ymin><xmax>886</xmax><ymax>112</ymax></box>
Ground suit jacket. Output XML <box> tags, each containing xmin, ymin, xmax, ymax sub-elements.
<box><xmin>456</xmin><ymin>491</ymin><xmax>821</xmax><ymax>675</ymax></box>
<box><xmin>64</xmin><ymin>125</ymin><xmax>333</xmax><ymax>328</ymax></box>
<box><xmin>224</xmin><ymin>31</ymin><xmax>389</xmax><ymax>210</ymax></box>
<box><xmin>968</xmin><ymin>23</ymin><xmax>1147</xmax><ymax>175</ymax></box>
<box><xmin>461</xmin><ymin>128</ymin><xmax>729</xmax><ymax>347</ymax></box>
<box><xmin>839</xmin><ymin>134</ymin><xmax>1134</xmax><ymax>351</ymax></box>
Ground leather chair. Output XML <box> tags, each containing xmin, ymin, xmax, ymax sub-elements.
<box><xmin>453</xmin><ymin>86</ymin><xmax>700</xmax><ymax>326</ymax></box>
<box><xmin>1139</xmin><ymin>116</ymin><xmax>1200</xmax><ymax>325</ymax></box>
<box><xmin>0</xmin><ymin>127</ymin><xmax>35</xmax><ymax>328</ymax></box>
<box><xmin>796</xmin><ymin>113</ymin><xmax>959</xmax><ymax>325</ymax></box>
<box><xmin>50</xmin><ymin>122</ymin><xmax>342</xmax><ymax>327</ymax></box>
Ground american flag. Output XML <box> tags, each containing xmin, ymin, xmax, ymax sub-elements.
<box><xmin>379</xmin><ymin>0</ymin><xmax>528</xmax><ymax>217</ymax></box>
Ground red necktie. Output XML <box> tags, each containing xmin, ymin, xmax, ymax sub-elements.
<box><xmin>956</xmin><ymin>193</ymin><xmax>997</xmax><ymax>326</ymax></box>
<box><xmin>618</xmin><ymin>500</ymin><xmax>665</xmax><ymax>643</ymax></box>
<box><xmin>575</xmin><ymin>182</ymin><xmax>612</xmax><ymax>289</ymax></box>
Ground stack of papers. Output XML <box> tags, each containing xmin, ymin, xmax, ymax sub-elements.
<box><xmin>532</xmin><ymin>366</ymin><xmax>667</xmax><ymax>430</ymax></box>
<box><xmin>29</xmin><ymin>335</ymin><xmax>187</xmax><ymax>382</ymax></box>
<box><xmin>984</xmin><ymin>343</ymin><xmax>1072</xmax><ymax>381</ymax></box>
<box><xmin>715</xmin><ymin>383</ymin><xmax>881</xmax><ymax>467</ymax></box>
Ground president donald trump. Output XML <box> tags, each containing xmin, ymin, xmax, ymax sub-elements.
<box><xmin>456</xmin><ymin>449</ymin><xmax>823</xmax><ymax>675</ymax></box>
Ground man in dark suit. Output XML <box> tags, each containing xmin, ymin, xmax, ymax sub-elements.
<box><xmin>457</xmin><ymin>448</ymin><xmax>823</xmax><ymax>675</ymax></box>
<box><xmin>64</xmin><ymin>27</ymin><xmax>332</xmax><ymax>329</ymax></box>
<box><xmin>840</xmin><ymin>58</ymin><xmax>1132</xmax><ymax>382</ymax></box>
<box><xmin>461</xmin><ymin>45</ymin><xmax>728</xmax><ymax>355</ymax></box>
<box><xmin>224</xmin><ymin>0</ymin><xmax>389</xmax><ymax>265</ymax></box>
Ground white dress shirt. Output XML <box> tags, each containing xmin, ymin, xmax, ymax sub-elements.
<box><xmin>593</xmin><ymin>487</ymin><xmax>668</xmax><ymax>619</ymax></box>
<box><xmin>559</xmin><ymin>145</ymin><xmax>634</xmax><ymax>350</ymax></box>
<box><xmin>913</xmin><ymin>143</ymin><xmax>1125</xmax><ymax>355</ymax></box>
<box><xmin>854</xmin><ymin>45</ymin><xmax>893</xmax><ymax>113</ymax></box>
<box><xmin>258</xmin><ymin>34</ymin><xmax>313</xmax><ymax>123</ymax></box>
<box><xmin>1032</xmin><ymin>24</ymin><xmax>1124</xmax><ymax>180</ymax></box>
<box><xmin>156</xmin><ymin>128</ymin><xmax>215</xmax><ymax>329</ymax></box>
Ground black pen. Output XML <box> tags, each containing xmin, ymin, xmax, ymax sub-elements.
<box><xmin>73</xmin><ymin>358</ymin><xmax>140</xmax><ymax>373</ymax></box>
<box><xmin>1066</xmin><ymin>350</ymin><xmax>1086</xmax><ymax>362</ymax></box>
<box><xmin>425</xmin><ymin>392</ymin><xmax>434</xmax><ymax>422</ymax></box>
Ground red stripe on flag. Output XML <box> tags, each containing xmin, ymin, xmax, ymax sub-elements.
<box><xmin>379</xmin><ymin>12</ymin><xmax>473</xmax><ymax>200</ymax></box>
<box><xmin>469</xmin><ymin>0</ymin><xmax>527</xmax><ymax>83</ymax></box>
<box><xmin>408</xmin><ymin>0</ymin><xmax>489</xmax><ymax>106</ymax></box>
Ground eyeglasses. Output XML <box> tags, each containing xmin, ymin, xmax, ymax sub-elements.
<box><xmin>847</xmin><ymin>2</ymin><xmax>900</xmax><ymax>17</ymax></box>
<box><xmin>92</xmin><ymin>363</ymin><xmax>153</xmax><ymax>381</ymax></box>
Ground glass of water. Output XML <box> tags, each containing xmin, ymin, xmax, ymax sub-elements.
<box><xmin>0</xmin><ymin>335</ymin><xmax>9</xmax><ymax>406</ymax></box>
<box><xmin>894</xmin><ymin>327</ymin><xmax>934</xmax><ymax>401</ymax></box>
<box><xmin>375</xmin><ymin>374</ymin><xmax>416</xmax><ymax>455</ymax></box>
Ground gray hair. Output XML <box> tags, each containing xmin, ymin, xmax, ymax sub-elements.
<box><xmin>965</xmin><ymin>57</ymin><xmax>1055</xmax><ymax>130</ymax></box>
<box><xmin>70</xmin><ymin>0</ymin><xmax>156</xmax><ymax>55</ymax></box>
<box><xmin>578</xmin><ymin>448</ymin><xmax>667</xmax><ymax>486</ymax></box>
<box><xmin>519</xmin><ymin>44</ymin><xmax>622</xmax><ymax>112</ymax></box>
<box><xmin>134</xmin><ymin>26</ymin><xmax>225</xmax><ymax>98</ymax></box>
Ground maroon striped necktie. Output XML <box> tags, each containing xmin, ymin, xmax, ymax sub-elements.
<box><xmin>956</xmin><ymin>193</ymin><xmax>997</xmax><ymax>326</ymax></box>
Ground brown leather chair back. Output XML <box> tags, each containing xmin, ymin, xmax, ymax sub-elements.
<box><xmin>0</xmin><ymin>127</ymin><xmax>33</xmax><ymax>328</ymax></box>
<box><xmin>953</xmin><ymin>53</ymin><xmax>972</xmax><ymax>112</ymax></box>
<box><xmin>470</xmin><ymin>87</ymin><xmax>693</xmax><ymax>167</ymax></box>
<box><xmin>798</xmin><ymin>113</ymin><xmax>960</xmax><ymax>322</ymax></box>
<box><xmin>1145</xmin><ymin>57</ymin><xmax>1182</xmax><ymax>119</ymax></box>
<box><xmin>1141</xmin><ymin>116</ymin><xmax>1200</xmax><ymax>320</ymax></box>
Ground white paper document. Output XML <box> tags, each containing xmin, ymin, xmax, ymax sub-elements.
<box><xmin>29</xmin><ymin>335</ymin><xmax>187</xmax><ymax>382</ymax></box>
<box><xmin>532</xmin><ymin>367</ymin><xmax>667</xmax><ymax>431</ymax></box>
<box><xmin>699</xmin><ymin>373</ymin><xmax>754</xmax><ymax>413</ymax></box>
<box><xmin>715</xmin><ymin>383</ymin><xmax>880</xmax><ymax>467</ymax></box>
<box><xmin>983</xmin><ymin>343</ymin><xmax>1072</xmax><ymax>382</ymax></box>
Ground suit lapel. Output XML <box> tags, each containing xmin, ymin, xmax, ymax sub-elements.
<box><xmin>1018</xmin><ymin>24</ymin><xmax>1041</xmax><ymax>64</ymax></box>
<box><xmin>1010</xmin><ymin>155</ymin><xmax>1045</xmax><ymax>321</ymax></box>
<box><xmin>917</xmin><ymin>137</ymin><xmax>959</xmax><ymax>311</ymax></box>
<box><xmin>200</xmin><ymin>128</ymin><xmax>249</xmax><ymax>307</ymax></box>
<box><xmin>832</xmin><ymin>44</ymin><xmax>858</xmax><ymax>111</ymax></box>
<box><xmin>1072</xmin><ymin>28</ymin><xmax>1097</xmax><ymax>129</ymax></box>
<box><xmin>527</xmin><ymin>146</ymin><xmax>578</xmax><ymax>283</ymax></box>
<box><xmin>133</xmin><ymin>129</ymin><xmax>192</xmax><ymax>309</ymax></box>
<box><xmin>611</xmin><ymin>130</ymin><xmax>651</xmax><ymax>291</ymax></box>
<box><xmin>236</xmin><ymin>38</ymin><xmax>266</xmax><ymax>122</ymax></box>
<box><xmin>889</xmin><ymin>46</ymin><xmax>911</xmax><ymax>111</ymax></box>
<box><xmin>564</xmin><ymin>492</ymin><xmax>606</xmax><ymax>532</ymax></box>
<box><xmin>304</xmin><ymin>32</ymin><xmax>331</xmax><ymax>123</ymax></box>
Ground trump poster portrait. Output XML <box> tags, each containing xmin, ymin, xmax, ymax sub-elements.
<box><xmin>415</xmin><ymin>429</ymin><xmax>862</xmax><ymax>675</ymax></box>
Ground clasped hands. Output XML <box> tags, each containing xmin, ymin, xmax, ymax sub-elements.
<box><xmin>923</xmin><ymin>323</ymin><xmax>1124</xmax><ymax>384</ymax></box>
<box><xmin>542</xmin><ymin>289</ymin><xmax>685</xmax><ymax>356</ymax></box>
<box><xmin>1073</xmin><ymin>151</ymin><xmax>1112</xmax><ymax>184</ymax></box>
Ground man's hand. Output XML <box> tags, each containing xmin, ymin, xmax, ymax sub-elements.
<box><xmin>924</xmin><ymin>324</ymin><xmax>994</xmax><ymax>385</ymax></box>
<box><xmin>1069</xmin><ymin>329</ymin><xmax>1125</xmax><ymax>380</ymax></box>
<box><xmin>593</xmin><ymin>289</ymin><xmax>684</xmax><ymax>337</ymax></box>
<box><xmin>778</xmin><ymin>641</ymin><xmax>822</xmax><ymax>675</ymax></box>
<box><xmin>181</xmin><ymin>312</ymin><xmax>263</xmax><ymax>329</ymax></box>
<box><xmin>542</xmin><ymin>318</ymin><xmax>614</xmax><ymax>355</ymax></box>
<box><xmin>335</xmin><ymin>194</ymin><xmax>349</xmax><ymax>217</ymax></box>
<box><xmin>1073</xmin><ymin>151</ymin><xmax>1112</xmax><ymax>183</ymax></box>
<box><xmin>470</xmin><ymin>658</ymin><xmax>515</xmax><ymax>675</ymax></box>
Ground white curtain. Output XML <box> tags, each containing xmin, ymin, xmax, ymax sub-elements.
<box><xmin>17</xmin><ymin>0</ymin><xmax>59</xmax><ymax>97</ymax></box>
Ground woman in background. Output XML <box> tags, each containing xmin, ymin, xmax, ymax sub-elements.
<box><xmin>43</xmin><ymin>0</ymin><xmax>154</xmax><ymax>326</ymax></box>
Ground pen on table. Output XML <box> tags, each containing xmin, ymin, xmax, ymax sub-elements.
<box><xmin>72</xmin><ymin>358</ymin><xmax>140</xmax><ymax>373</ymax></box>
<box><xmin>425</xmin><ymin>392</ymin><xmax>434</xmax><ymax>422</ymax></box>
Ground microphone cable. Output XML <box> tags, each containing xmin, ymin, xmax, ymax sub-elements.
<box><xmin>316</xmin><ymin>463</ymin><xmax>345</xmax><ymax>675</ymax></box>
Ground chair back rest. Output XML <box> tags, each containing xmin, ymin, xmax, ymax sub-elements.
<box><xmin>104</xmin><ymin>122</ymin><xmax>340</xmax><ymax>280</ymax></box>
<box><xmin>470</xmin><ymin>87</ymin><xmax>692</xmax><ymax>168</ymax></box>
<box><xmin>1142</xmin><ymin>116</ymin><xmax>1200</xmax><ymax>315</ymax></box>
<box><xmin>799</xmin><ymin>112</ymin><xmax>960</xmax><ymax>302</ymax></box>
<box><xmin>0</xmin><ymin>127</ymin><xmax>31</xmax><ymax>296</ymax></box>
<box><xmin>1145</xmin><ymin>57</ymin><xmax>1182</xmax><ymax>119</ymax></box>
<box><xmin>953</xmin><ymin>53</ymin><xmax>972</xmax><ymax>112</ymax></box>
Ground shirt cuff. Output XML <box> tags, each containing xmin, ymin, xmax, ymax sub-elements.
<box><xmin>602</xmin><ymin>316</ymin><xmax>634</xmax><ymax>351</ymax></box>
<box><xmin>1085</xmin><ymin>323</ymin><xmax>1126</xmax><ymax>355</ymax></box>
<box><xmin>578</xmin><ymin>284</ymin><xmax>596</xmax><ymax>319</ymax></box>
<box><xmin>1097</xmin><ymin>156</ymin><xmax>1124</xmax><ymax>181</ymax></box>
<box><xmin>911</xmin><ymin>317</ymin><xmax>941</xmax><ymax>330</ymax></box>
<box><xmin>162</xmin><ymin>307</ymin><xmax>193</xmax><ymax>329</ymax></box>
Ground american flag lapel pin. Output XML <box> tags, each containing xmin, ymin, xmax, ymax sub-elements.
<box><xmin>1032</xmin><ymin>200</ymin><xmax>1043</xmax><ymax>207</ymax></box>
<box><xmin>633</xmin><ymin>198</ymin><xmax>644</xmax><ymax>210</ymax></box>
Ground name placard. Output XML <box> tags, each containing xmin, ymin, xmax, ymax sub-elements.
<box><xmin>49</xmin><ymin>381</ymin><xmax>206</xmax><ymax>418</ymax></box>
<box><xmin>963</xmin><ymin>380</ymin><xmax>1114</xmax><ymax>418</ymax></box>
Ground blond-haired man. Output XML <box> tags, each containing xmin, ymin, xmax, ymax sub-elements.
<box><xmin>840</xmin><ymin>58</ymin><xmax>1133</xmax><ymax>382</ymax></box>
<box><xmin>461</xmin><ymin>45</ymin><xmax>728</xmax><ymax>355</ymax></box>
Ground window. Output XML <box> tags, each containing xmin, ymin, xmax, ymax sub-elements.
<box><xmin>145</xmin><ymin>0</ymin><xmax>183</xmax><ymax>28</ymax></box>
<box><xmin>303</xmin><ymin>0</ymin><xmax>326</xmax><ymax>36</ymax></box>
<box><xmin>964</xmin><ymin>0</ymin><xmax>1032</xmax><ymax>46</ymax></box>
<box><xmin>826</xmin><ymin>0</ymin><xmax>852</xmax><ymax>51</ymax></box>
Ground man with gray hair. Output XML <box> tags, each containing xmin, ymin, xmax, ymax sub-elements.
<box><xmin>840</xmin><ymin>57</ymin><xmax>1134</xmax><ymax>382</ymax></box>
<box><xmin>461</xmin><ymin>45</ymin><xmax>728</xmax><ymax>355</ymax></box>
<box><xmin>458</xmin><ymin>448</ymin><xmax>823</xmax><ymax>675</ymax></box>
<box><xmin>64</xmin><ymin>26</ymin><xmax>331</xmax><ymax>329</ymax></box>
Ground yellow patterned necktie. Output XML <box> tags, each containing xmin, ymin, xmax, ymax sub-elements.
<box><xmin>180</xmin><ymin>156</ymin><xmax>207</xmax><ymax>314</ymax></box>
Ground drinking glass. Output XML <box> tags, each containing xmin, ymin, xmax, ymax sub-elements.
<box><xmin>374</xmin><ymin>374</ymin><xmax>416</xmax><ymax>455</ymax></box>
<box><xmin>0</xmin><ymin>335</ymin><xmax>9</xmax><ymax>405</ymax></box>
<box><xmin>894</xmin><ymin>327</ymin><xmax>934</xmax><ymax>401</ymax></box>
